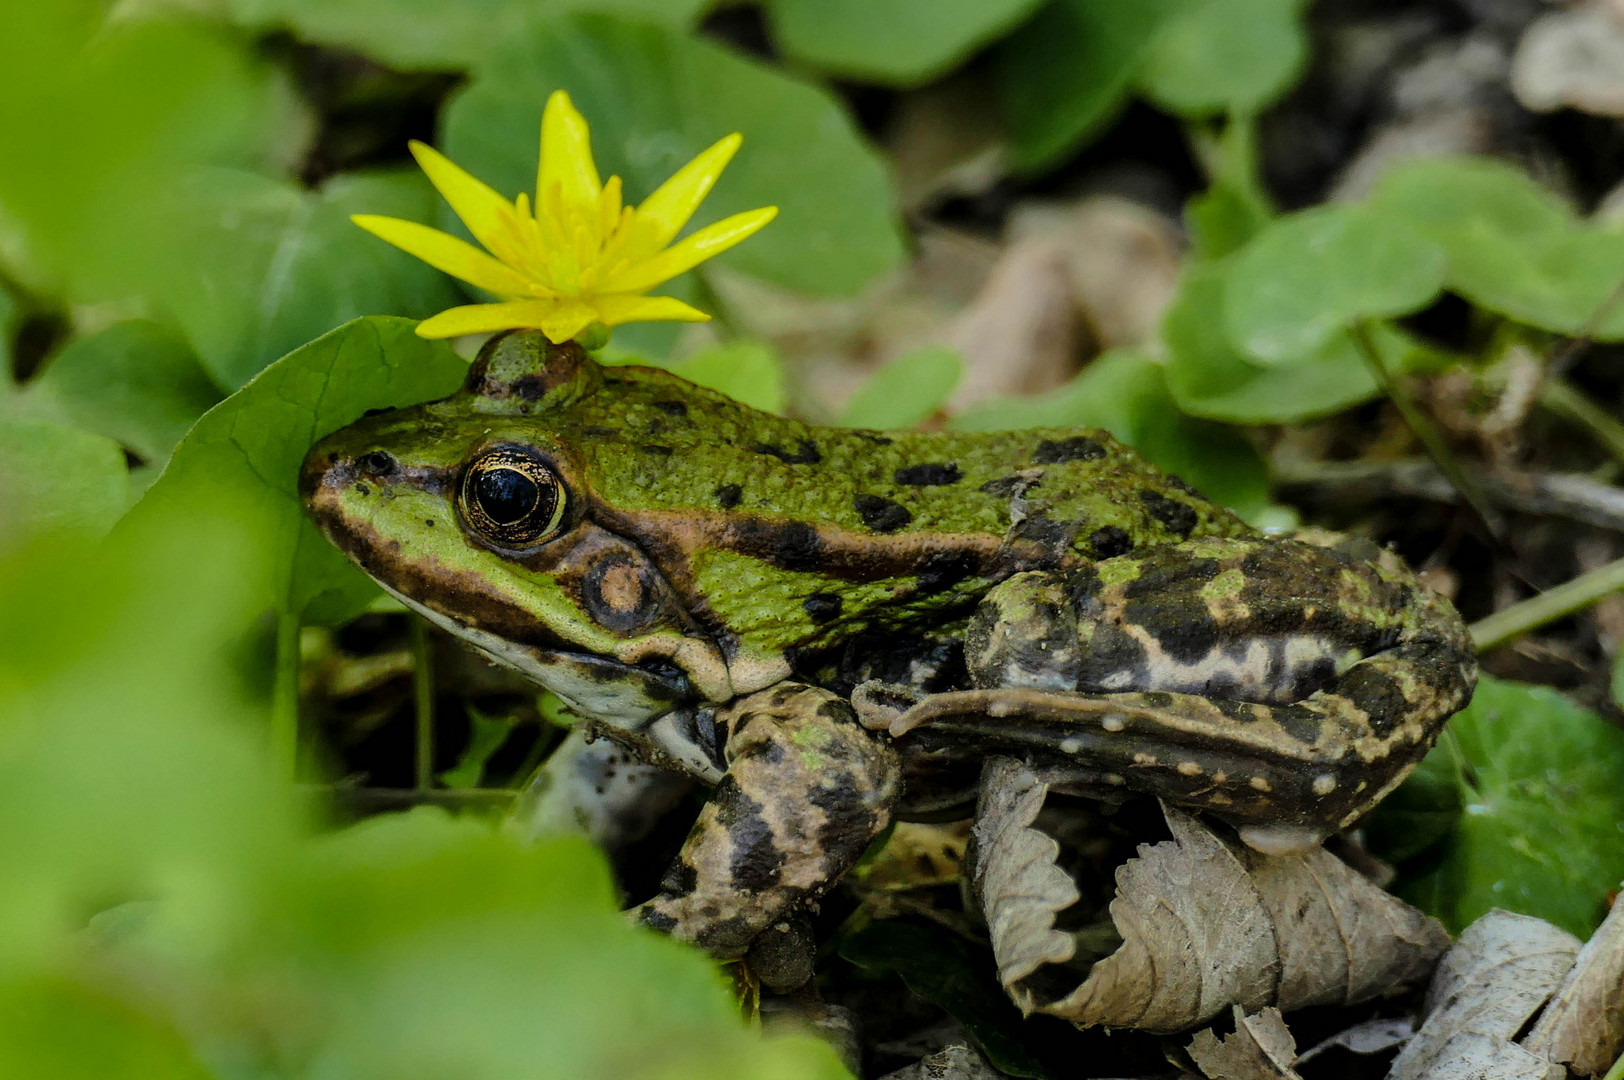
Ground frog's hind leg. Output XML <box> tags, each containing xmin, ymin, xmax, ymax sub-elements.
<box><xmin>948</xmin><ymin>535</ymin><xmax>1475</xmax><ymax>846</ymax></box>
<box><xmin>635</xmin><ymin>683</ymin><xmax>900</xmax><ymax>961</ymax></box>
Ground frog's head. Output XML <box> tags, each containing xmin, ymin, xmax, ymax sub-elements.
<box><xmin>300</xmin><ymin>331</ymin><xmax>737</xmax><ymax>728</ymax></box>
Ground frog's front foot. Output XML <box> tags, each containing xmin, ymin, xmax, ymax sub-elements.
<box><xmin>635</xmin><ymin>683</ymin><xmax>900</xmax><ymax>959</ymax></box>
<box><xmin>940</xmin><ymin>537</ymin><xmax>1476</xmax><ymax>843</ymax></box>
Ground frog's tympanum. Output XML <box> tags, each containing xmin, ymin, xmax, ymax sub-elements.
<box><xmin>302</xmin><ymin>332</ymin><xmax>1475</xmax><ymax>960</ymax></box>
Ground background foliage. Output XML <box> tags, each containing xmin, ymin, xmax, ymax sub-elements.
<box><xmin>4</xmin><ymin>0</ymin><xmax>1624</xmax><ymax>1076</ymax></box>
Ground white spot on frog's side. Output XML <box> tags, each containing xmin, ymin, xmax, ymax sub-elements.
<box><xmin>1105</xmin><ymin>773</ymin><xmax>1126</xmax><ymax>785</ymax></box>
<box><xmin>1115</xmin><ymin>631</ymin><xmax>1355</xmax><ymax>704</ymax></box>
<box><xmin>1239</xmin><ymin>823</ymin><xmax>1327</xmax><ymax>856</ymax></box>
<box><xmin>1176</xmin><ymin>761</ymin><xmax>1202</xmax><ymax>777</ymax></box>
<box><xmin>1101</xmin><ymin>713</ymin><xmax>1126</xmax><ymax>732</ymax></box>
<box><xmin>1248</xmin><ymin>776</ymin><xmax>1272</xmax><ymax>792</ymax></box>
<box><xmin>1312</xmin><ymin>773</ymin><xmax>1338</xmax><ymax>796</ymax></box>
<box><xmin>1132</xmin><ymin>751</ymin><xmax>1157</xmax><ymax>766</ymax></box>
<box><xmin>1059</xmin><ymin>736</ymin><xmax>1083</xmax><ymax>754</ymax></box>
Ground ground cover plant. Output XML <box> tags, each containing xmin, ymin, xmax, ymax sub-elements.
<box><xmin>4</xmin><ymin>1</ymin><xmax>1624</xmax><ymax>1077</ymax></box>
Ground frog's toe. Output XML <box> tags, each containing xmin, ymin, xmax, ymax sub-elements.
<box><xmin>1237</xmin><ymin>822</ymin><xmax>1329</xmax><ymax>856</ymax></box>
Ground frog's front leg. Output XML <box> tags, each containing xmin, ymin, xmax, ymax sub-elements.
<box><xmin>946</xmin><ymin>536</ymin><xmax>1475</xmax><ymax>850</ymax></box>
<box><xmin>636</xmin><ymin>683</ymin><xmax>900</xmax><ymax>958</ymax></box>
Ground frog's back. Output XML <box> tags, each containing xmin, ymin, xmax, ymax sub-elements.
<box><xmin>573</xmin><ymin>363</ymin><xmax>1251</xmax><ymax>560</ymax></box>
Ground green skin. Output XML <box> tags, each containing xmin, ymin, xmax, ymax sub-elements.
<box><xmin>301</xmin><ymin>332</ymin><xmax>1476</xmax><ymax>962</ymax></box>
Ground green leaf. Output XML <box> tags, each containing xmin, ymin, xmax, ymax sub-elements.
<box><xmin>438</xmin><ymin>704</ymin><xmax>516</xmax><ymax>789</ymax></box>
<box><xmin>1377</xmin><ymin>676</ymin><xmax>1624</xmax><ymax>939</ymax></box>
<box><xmin>442</xmin><ymin>14</ymin><xmax>905</xmax><ymax>296</ymax></box>
<box><xmin>1223</xmin><ymin>204</ymin><xmax>1446</xmax><ymax>363</ymax></box>
<box><xmin>1164</xmin><ymin>261</ymin><xmax>1395</xmax><ymax>423</ymax></box>
<box><xmin>130</xmin><ymin>316</ymin><xmax>467</xmax><ymax>623</ymax></box>
<box><xmin>1138</xmin><ymin>0</ymin><xmax>1310</xmax><ymax>117</ymax></box>
<box><xmin>160</xmin><ymin>168</ymin><xmax>464</xmax><ymax>390</ymax></box>
<box><xmin>951</xmin><ymin>349</ymin><xmax>1272</xmax><ymax>521</ymax></box>
<box><xmin>0</xmin><ymin>285</ymin><xmax>19</xmax><ymax>393</ymax></box>
<box><xmin>22</xmin><ymin>320</ymin><xmax>221</xmax><ymax>466</ymax></box>
<box><xmin>0</xmin><ymin>8</ymin><xmax>303</xmax><ymax>302</ymax></box>
<box><xmin>227</xmin><ymin>0</ymin><xmax>709</xmax><ymax>71</ymax></box>
<box><xmin>840</xmin><ymin>920</ymin><xmax>1044</xmax><ymax>1078</ymax></box>
<box><xmin>764</xmin><ymin>0</ymin><xmax>1046</xmax><ymax>86</ymax></box>
<box><xmin>993</xmin><ymin>0</ymin><xmax>1180</xmax><ymax>173</ymax></box>
<box><xmin>1369</xmin><ymin>158</ymin><xmax>1624</xmax><ymax>339</ymax></box>
<box><xmin>0</xmin><ymin>976</ymin><xmax>211</xmax><ymax>1079</ymax></box>
<box><xmin>0</xmin><ymin>419</ymin><xmax>127</xmax><ymax>544</ymax></box>
<box><xmin>838</xmin><ymin>346</ymin><xmax>963</xmax><ymax>430</ymax></box>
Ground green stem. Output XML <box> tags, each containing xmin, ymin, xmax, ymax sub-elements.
<box><xmin>690</xmin><ymin>270</ymin><xmax>738</xmax><ymax>342</ymax></box>
<box><xmin>411</xmin><ymin>616</ymin><xmax>435</xmax><ymax>791</ymax></box>
<box><xmin>1605</xmin><ymin>1047</ymin><xmax>1624</xmax><ymax>1080</ymax></box>
<box><xmin>1350</xmin><ymin>319</ymin><xmax>1504</xmax><ymax>538</ymax></box>
<box><xmin>1539</xmin><ymin>378</ymin><xmax>1624</xmax><ymax>469</ymax></box>
<box><xmin>270</xmin><ymin>611</ymin><xmax>301</xmax><ymax>784</ymax></box>
<box><xmin>1470</xmin><ymin>554</ymin><xmax>1624</xmax><ymax>652</ymax></box>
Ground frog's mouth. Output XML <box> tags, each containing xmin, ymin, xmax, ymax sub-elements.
<box><xmin>376</xmin><ymin>581</ymin><xmax>697</xmax><ymax>729</ymax></box>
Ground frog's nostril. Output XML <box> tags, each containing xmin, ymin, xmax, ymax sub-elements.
<box><xmin>356</xmin><ymin>450</ymin><xmax>397</xmax><ymax>477</ymax></box>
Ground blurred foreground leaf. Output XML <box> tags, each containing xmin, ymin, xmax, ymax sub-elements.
<box><xmin>1376</xmin><ymin>676</ymin><xmax>1624</xmax><ymax>939</ymax></box>
<box><xmin>19</xmin><ymin>320</ymin><xmax>221</xmax><ymax>466</ymax></box>
<box><xmin>1369</xmin><ymin>158</ymin><xmax>1624</xmax><ymax>339</ymax></box>
<box><xmin>951</xmin><ymin>350</ymin><xmax>1271</xmax><ymax>521</ymax></box>
<box><xmin>443</xmin><ymin>13</ymin><xmax>905</xmax><ymax>297</ymax></box>
<box><xmin>765</xmin><ymin>0</ymin><xmax>1045</xmax><ymax>86</ymax></box>
<box><xmin>0</xmin><ymin>419</ymin><xmax>127</xmax><ymax>544</ymax></box>
<box><xmin>131</xmin><ymin>316</ymin><xmax>466</xmax><ymax>624</ymax></box>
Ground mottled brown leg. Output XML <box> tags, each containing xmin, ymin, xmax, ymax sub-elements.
<box><xmin>636</xmin><ymin>683</ymin><xmax>900</xmax><ymax>958</ymax></box>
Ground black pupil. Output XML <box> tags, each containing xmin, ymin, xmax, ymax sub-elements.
<box><xmin>474</xmin><ymin>467</ymin><xmax>539</xmax><ymax>524</ymax></box>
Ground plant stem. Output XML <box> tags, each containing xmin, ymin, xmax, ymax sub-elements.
<box><xmin>270</xmin><ymin>610</ymin><xmax>301</xmax><ymax>784</ymax></box>
<box><xmin>1470</xmin><ymin>554</ymin><xmax>1624</xmax><ymax>652</ymax></box>
<box><xmin>1604</xmin><ymin>1047</ymin><xmax>1624</xmax><ymax>1080</ymax></box>
<box><xmin>1540</xmin><ymin>378</ymin><xmax>1624</xmax><ymax>469</ymax></box>
<box><xmin>691</xmin><ymin>270</ymin><xmax>738</xmax><ymax>342</ymax></box>
<box><xmin>411</xmin><ymin>615</ymin><xmax>435</xmax><ymax>791</ymax></box>
<box><xmin>1350</xmin><ymin>319</ymin><xmax>1505</xmax><ymax>539</ymax></box>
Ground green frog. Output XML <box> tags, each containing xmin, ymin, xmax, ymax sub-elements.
<box><xmin>301</xmin><ymin>331</ymin><xmax>1475</xmax><ymax>961</ymax></box>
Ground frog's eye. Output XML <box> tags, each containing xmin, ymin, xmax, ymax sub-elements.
<box><xmin>458</xmin><ymin>446</ymin><xmax>568</xmax><ymax>547</ymax></box>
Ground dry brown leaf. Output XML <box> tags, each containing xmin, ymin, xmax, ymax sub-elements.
<box><xmin>1513</xmin><ymin>2</ymin><xmax>1624</xmax><ymax>118</ymax></box>
<box><xmin>1388</xmin><ymin>909</ymin><xmax>1580</xmax><ymax>1080</ymax></box>
<box><xmin>1006</xmin><ymin>196</ymin><xmax>1183</xmax><ymax>351</ymax></box>
<box><xmin>1522</xmin><ymin>898</ymin><xmax>1624</xmax><ymax>1076</ymax></box>
<box><xmin>968</xmin><ymin>761</ymin><xmax>1449</xmax><ymax>1033</ymax></box>
<box><xmin>1188</xmin><ymin>1007</ymin><xmax>1303</xmax><ymax>1080</ymax></box>
<box><xmin>944</xmin><ymin>237</ymin><xmax>1083</xmax><ymax>410</ymax></box>
<box><xmin>1295</xmin><ymin>1017</ymin><xmax>1415</xmax><ymax>1065</ymax></box>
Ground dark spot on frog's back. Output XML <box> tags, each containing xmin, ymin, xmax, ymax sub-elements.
<box><xmin>513</xmin><ymin>374</ymin><xmax>547</xmax><ymax>401</ymax></box>
<box><xmin>1033</xmin><ymin>437</ymin><xmax>1106</xmax><ymax>464</ymax></box>
<box><xmin>917</xmin><ymin>549</ymin><xmax>980</xmax><ymax>593</ymax></box>
<box><xmin>853</xmin><ymin>493</ymin><xmax>912</xmax><ymax>533</ymax></box>
<box><xmin>654</xmin><ymin>400</ymin><xmax>688</xmax><ymax>417</ymax></box>
<box><xmin>640</xmin><ymin>444</ymin><xmax>674</xmax><ymax>456</ymax></box>
<box><xmin>803</xmin><ymin>593</ymin><xmax>843</xmax><ymax>624</ymax></box>
<box><xmin>1086</xmin><ymin>525</ymin><xmax>1133</xmax><ymax>559</ymax></box>
<box><xmin>715</xmin><ymin>483</ymin><xmax>743</xmax><ymax>509</ymax></box>
<box><xmin>895</xmin><ymin>462</ymin><xmax>961</xmax><ymax>486</ymax></box>
<box><xmin>753</xmin><ymin>439</ymin><xmax>821</xmax><ymax>465</ymax></box>
<box><xmin>1138</xmin><ymin>489</ymin><xmax>1199</xmax><ymax>538</ymax></box>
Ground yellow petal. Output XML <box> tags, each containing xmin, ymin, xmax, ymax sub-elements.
<box><xmin>414</xmin><ymin>299</ymin><xmax>570</xmax><ymax>338</ymax></box>
<box><xmin>407</xmin><ymin>141</ymin><xmax>517</xmax><ymax>259</ymax></box>
<box><xmin>352</xmin><ymin>215</ymin><xmax>541</xmax><ymax>298</ymax></box>
<box><xmin>633</xmin><ymin>133</ymin><xmax>742</xmax><ymax>252</ymax></box>
<box><xmin>591</xmin><ymin>294</ymin><xmax>712</xmax><ymax>328</ymax></box>
<box><xmin>603</xmin><ymin>206</ymin><xmax>778</xmax><ymax>294</ymax></box>
<box><xmin>539</xmin><ymin>90</ymin><xmax>602</xmax><ymax>215</ymax></box>
<box><xmin>536</xmin><ymin>300</ymin><xmax>599</xmax><ymax>343</ymax></box>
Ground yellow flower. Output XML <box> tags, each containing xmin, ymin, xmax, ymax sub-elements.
<box><xmin>353</xmin><ymin>90</ymin><xmax>777</xmax><ymax>344</ymax></box>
